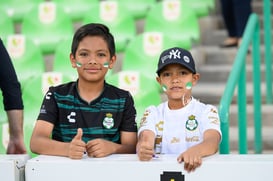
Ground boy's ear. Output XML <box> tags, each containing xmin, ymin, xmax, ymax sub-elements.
<box><xmin>156</xmin><ymin>76</ymin><xmax>161</xmax><ymax>84</ymax></box>
<box><xmin>108</xmin><ymin>55</ymin><xmax>117</xmax><ymax>69</ymax></box>
<box><xmin>192</xmin><ymin>73</ymin><xmax>200</xmax><ymax>86</ymax></box>
<box><xmin>70</xmin><ymin>53</ymin><xmax>77</xmax><ymax>68</ymax></box>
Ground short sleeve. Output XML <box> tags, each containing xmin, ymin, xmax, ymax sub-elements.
<box><xmin>120</xmin><ymin>92</ymin><xmax>137</xmax><ymax>132</ymax></box>
<box><xmin>201</xmin><ymin>105</ymin><xmax>222</xmax><ymax>137</ymax></box>
<box><xmin>137</xmin><ymin>105</ymin><xmax>158</xmax><ymax>137</ymax></box>
<box><xmin>37</xmin><ymin>87</ymin><xmax>58</xmax><ymax>124</ymax></box>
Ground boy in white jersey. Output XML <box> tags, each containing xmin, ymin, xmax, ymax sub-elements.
<box><xmin>137</xmin><ymin>47</ymin><xmax>221</xmax><ymax>172</ymax></box>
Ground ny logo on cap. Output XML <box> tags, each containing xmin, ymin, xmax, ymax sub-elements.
<box><xmin>169</xmin><ymin>49</ymin><xmax>181</xmax><ymax>59</ymax></box>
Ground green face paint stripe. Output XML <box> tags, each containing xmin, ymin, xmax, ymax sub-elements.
<box><xmin>162</xmin><ymin>84</ymin><xmax>167</xmax><ymax>92</ymax></box>
<box><xmin>186</xmin><ymin>82</ymin><xmax>192</xmax><ymax>89</ymax></box>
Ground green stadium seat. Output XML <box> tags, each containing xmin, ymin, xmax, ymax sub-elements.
<box><xmin>0</xmin><ymin>0</ymin><xmax>43</xmax><ymax>23</ymax></box>
<box><xmin>144</xmin><ymin>0</ymin><xmax>200</xmax><ymax>49</ymax></box>
<box><xmin>107</xmin><ymin>70</ymin><xmax>161</xmax><ymax>126</ymax></box>
<box><xmin>121</xmin><ymin>32</ymin><xmax>181</xmax><ymax>80</ymax></box>
<box><xmin>51</xmin><ymin>0</ymin><xmax>99</xmax><ymax>22</ymax></box>
<box><xmin>0</xmin><ymin>12</ymin><xmax>14</xmax><ymax>40</ymax></box>
<box><xmin>116</xmin><ymin>0</ymin><xmax>157</xmax><ymax>20</ymax></box>
<box><xmin>21</xmin><ymin>2</ymin><xmax>74</xmax><ymax>54</ymax></box>
<box><xmin>82</xmin><ymin>1</ymin><xmax>136</xmax><ymax>53</ymax></box>
<box><xmin>4</xmin><ymin>34</ymin><xmax>45</xmax><ymax>87</ymax></box>
<box><xmin>184</xmin><ymin>0</ymin><xmax>215</xmax><ymax>17</ymax></box>
<box><xmin>52</xmin><ymin>38</ymin><xmax>78</xmax><ymax>81</ymax></box>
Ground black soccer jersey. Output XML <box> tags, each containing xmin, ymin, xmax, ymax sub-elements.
<box><xmin>37</xmin><ymin>81</ymin><xmax>137</xmax><ymax>143</ymax></box>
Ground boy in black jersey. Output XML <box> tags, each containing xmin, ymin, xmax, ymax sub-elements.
<box><xmin>30</xmin><ymin>23</ymin><xmax>137</xmax><ymax>159</ymax></box>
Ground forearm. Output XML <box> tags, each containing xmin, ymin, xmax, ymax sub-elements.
<box><xmin>136</xmin><ymin>130</ymin><xmax>155</xmax><ymax>160</ymax></box>
<box><xmin>7</xmin><ymin>110</ymin><xmax>24</xmax><ymax>139</ymax></box>
<box><xmin>30</xmin><ymin>136</ymin><xmax>70</xmax><ymax>157</ymax></box>
<box><xmin>188</xmin><ymin>131</ymin><xmax>221</xmax><ymax>157</ymax></box>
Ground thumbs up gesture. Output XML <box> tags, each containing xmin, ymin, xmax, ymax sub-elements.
<box><xmin>68</xmin><ymin>128</ymin><xmax>86</xmax><ymax>159</ymax></box>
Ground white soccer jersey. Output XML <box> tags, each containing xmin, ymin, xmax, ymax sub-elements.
<box><xmin>138</xmin><ymin>97</ymin><xmax>221</xmax><ymax>154</ymax></box>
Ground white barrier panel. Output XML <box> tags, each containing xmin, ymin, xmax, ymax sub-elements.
<box><xmin>25</xmin><ymin>154</ymin><xmax>273</xmax><ymax>181</ymax></box>
<box><xmin>0</xmin><ymin>154</ymin><xmax>30</xmax><ymax>181</ymax></box>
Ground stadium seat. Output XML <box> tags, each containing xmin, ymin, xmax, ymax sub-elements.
<box><xmin>82</xmin><ymin>1</ymin><xmax>136</xmax><ymax>53</ymax></box>
<box><xmin>21</xmin><ymin>2</ymin><xmax>74</xmax><ymax>54</ymax></box>
<box><xmin>116</xmin><ymin>0</ymin><xmax>157</xmax><ymax>20</ymax></box>
<box><xmin>52</xmin><ymin>38</ymin><xmax>78</xmax><ymax>81</ymax></box>
<box><xmin>0</xmin><ymin>0</ymin><xmax>43</xmax><ymax>23</ymax></box>
<box><xmin>0</xmin><ymin>12</ymin><xmax>14</xmax><ymax>40</ymax></box>
<box><xmin>121</xmin><ymin>32</ymin><xmax>181</xmax><ymax>80</ymax></box>
<box><xmin>51</xmin><ymin>0</ymin><xmax>99</xmax><ymax>22</ymax></box>
<box><xmin>4</xmin><ymin>34</ymin><xmax>45</xmax><ymax>87</ymax></box>
<box><xmin>184</xmin><ymin>0</ymin><xmax>215</xmax><ymax>17</ymax></box>
<box><xmin>144</xmin><ymin>0</ymin><xmax>200</xmax><ymax>49</ymax></box>
<box><xmin>107</xmin><ymin>70</ymin><xmax>161</xmax><ymax>126</ymax></box>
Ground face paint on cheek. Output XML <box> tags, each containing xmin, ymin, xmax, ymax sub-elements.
<box><xmin>76</xmin><ymin>62</ymin><xmax>82</xmax><ymax>67</ymax></box>
<box><xmin>162</xmin><ymin>84</ymin><xmax>167</xmax><ymax>92</ymax></box>
<box><xmin>103</xmin><ymin>62</ymin><xmax>109</xmax><ymax>68</ymax></box>
<box><xmin>186</xmin><ymin>82</ymin><xmax>192</xmax><ymax>90</ymax></box>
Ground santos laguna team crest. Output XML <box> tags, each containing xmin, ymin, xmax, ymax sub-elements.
<box><xmin>103</xmin><ymin>113</ymin><xmax>114</xmax><ymax>129</ymax></box>
<box><xmin>185</xmin><ymin>115</ymin><xmax>198</xmax><ymax>131</ymax></box>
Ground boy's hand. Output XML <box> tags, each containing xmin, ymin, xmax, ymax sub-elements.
<box><xmin>86</xmin><ymin>139</ymin><xmax>115</xmax><ymax>158</ymax></box>
<box><xmin>68</xmin><ymin>128</ymin><xmax>86</xmax><ymax>159</ymax></box>
<box><xmin>137</xmin><ymin>141</ymin><xmax>154</xmax><ymax>161</ymax></box>
<box><xmin>177</xmin><ymin>147</ymin><xmax>202</xmax><ymax>173</ymax></box>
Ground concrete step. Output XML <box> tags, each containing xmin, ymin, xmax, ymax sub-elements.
<box><xmin>200</xmin><ymin>27</ymin><xmax>273</xmax><ymax>46</ymax></box>
<box><xmin>192</xmin><ymin>45</ymin><xmax>273</xmax><ymax>65</ymax></box>
<box><xmin>228</xmin><ymin>104</ymin><xmax>273</xmax><ymax>127</ymax></box>
<box><xmin>228</xmin><ymin>126</ymin><xmax>273</xmax><ymax>151</ymax></box>
<box><xmin>198</xmin><ymin>63</ymin><xmax>273</xmax><ymax>83</ymax></box>
<box><xmin>192</xmin><ymin>82</ymin><xmax>272</xmax><ymax>105</ymax></box>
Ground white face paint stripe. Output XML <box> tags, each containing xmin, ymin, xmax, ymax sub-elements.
<box><xmin>76</xmin><ymin>62</ymin><xmax>82</xmax><ymax>67</ymax></box>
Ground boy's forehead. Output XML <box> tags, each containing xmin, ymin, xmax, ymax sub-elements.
<box><xmin>161</xmin><ymin>63</ymin><xmax>190</xmax><ymax>71</ymax></box>
<box><xmin>77</xmin><ymin>36</ymin><xmax>108</xmax><ymax>50</ymax></box>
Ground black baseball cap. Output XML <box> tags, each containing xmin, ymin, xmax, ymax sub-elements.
<box><xmin>156</xmin><ymin>47</ymin><xmax>196</xmax><ymax>74</ymax></box>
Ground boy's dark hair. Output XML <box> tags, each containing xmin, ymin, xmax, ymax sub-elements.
<box><xmin>71</xmin><ymin>23</ymin><xmax>116</xmax><ymax>57</ymax></box>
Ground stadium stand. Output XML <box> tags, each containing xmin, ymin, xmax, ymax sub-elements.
<box><xmin>3</xmin><ymin>34</ymin><xmax>45</xmax><ymax>87</ymax></box>
<box><xmin>82</xmin><ymin>0</ymin><xmax>136</xmax><ymax>53</ymax></box>
<box><xmin>144</xmin><ymin>0</ymin><xmax>200</xmax><ymax>50</ymax></box>
<box><xmin>21</xmin><ymin>1</ymin><xmax>74</xmax><ymax>55</ymax></box>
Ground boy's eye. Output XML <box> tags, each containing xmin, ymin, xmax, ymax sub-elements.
<box><xmin>180</xmin><ymin>71</ymin><xmax>187</xmax><ymax>75</ymax></box>
<box><xmin>97</xmin><ymin>53</ymin><xmax>106</xmax><ymax>57</ymax></box>
<box><xmin>79</xmin><ymin>52</ymin><xmax>88</xmax><ymax>57</ymax></box>
<box><xmin>162</xmin><ymin>72</ymin><xmax>171</xmax><ymax>77</ymax></box>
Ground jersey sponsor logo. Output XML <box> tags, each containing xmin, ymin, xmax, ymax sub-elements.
<box><xmin>170</xmin><ymin>137</ymin><xmax>180</xmax><ymax>143</ymax></box>
<box><xmin>185</xmin><ymin>136</ymin><xmax>199</xmax><ymax>142</ymax></box>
